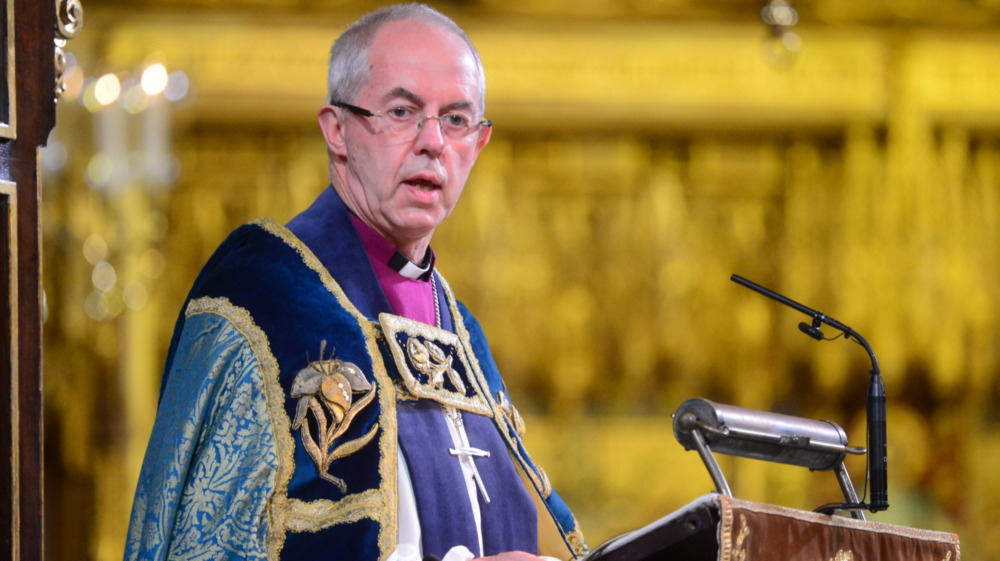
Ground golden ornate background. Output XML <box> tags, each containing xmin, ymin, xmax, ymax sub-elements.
<box><xmin>40</xmin><ymin>1</ymin><xmax>1000</xmax><ymax>559</ymax></box>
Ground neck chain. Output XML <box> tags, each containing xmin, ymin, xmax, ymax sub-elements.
<box><xmin>431</xmin><ymin>273</ymin><xmax>442</xmax><ymax>328</ymax></box>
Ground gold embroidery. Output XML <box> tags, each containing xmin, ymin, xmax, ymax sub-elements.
<box><xmin>829</xmin><ymin>550</ymin><xmax>854</xmax><ymax>561</ymax></box>
<box><xmin>290</xmin><ymin>341</ymin><xmax>378</xmax><ymax>493</ymax></box>
<box><xmin>380</xmin><ymin>313</ymin><xmax>492</xmax><ymax>416</ymax></box>
<box><xmin>370</xmin><ymin>320</ymin><xmax>386</xmax><ymax>342</ymax></box>
<box><xmin>497</xmin><ymin>391</ymin><xmax>527</xmax><ymax>438</ymax></box>
<box><xmin>717</xmin><ymin>496</ymin><xmax>733</xmax><ymax>561</ymax></box>
<box><xmin>282</xmin><ymin>489</ymin><xmax>390</xmax><ymax>533</ymax></box>
<box><xmin>566</xmin><ymin>524</ymin><xmax>588</xmax><ymax>558</ymax></box>
<box><xmin>393</xmin><ymin>378</ymin><xmax>419</xmax><ymax>402</ymax></box>
<box><xmin>536</xmin><ymin>464</ymin><xmax>553</xmax><ymax>499</ymax></box>
<box><xmin>254</xmin><ymin>219</ymin><xmax>399</xmax><ymax>559</ymax></box>
<box><xmin>733</xmin><ymin>514</ymin><xmax>750</xmax><ymax>561</ymax></box>
<box><xmin>407</xmin><ymin>337</ymin><xmax>467</xmax><ymax>394</ymax></box>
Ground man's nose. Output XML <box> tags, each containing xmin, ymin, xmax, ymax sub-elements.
<box><xmin>413</xmin><ymin>116</ymin><xmax>447</xmax><ymax>154</ymax></box>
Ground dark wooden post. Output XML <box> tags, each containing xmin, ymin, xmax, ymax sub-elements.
<box><xmin>2</xmin><ymin>0</ymin><xmax>81</xmax><ymax>559</ymax></box>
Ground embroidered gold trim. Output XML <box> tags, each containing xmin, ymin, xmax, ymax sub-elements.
<box><xmin>536</xmin><ymin>464</ymin><xmax>553</xmax><ymax>500</ymax></box>
<box><xmin>497</xmin><ymin>391</ymin><xmax>527</xmax><ymax>438</ymax></box>
<box><xmin>566</xmin><ymin>524</ymin><xmax>588</xmax><ymax>558</ymax></box>
<box><xmin>393</xmin><ymin>378</ymin><xmax>419</xmax><ymax>402</ymax></box>
<box><xmin>718</xmin><ymin>494</ymin><xmax>734</xmax><ymax>561</ymax></box>
<box><xmin>282</xmin><ymin>489</ymin><xmax>390</xmax><ymax>533</ymax></box>
<box><xmin>725</xmin><ymin>495</ymin><xmax>961</xmax><ymax>544</ymax></box>
<box><xmin>717</xmin><ymin>495</ymin><xmax>960</xmax><ymax>560</ymax></box>
<box><xmin>253</xmin><ymin>218</ymin><xmax>399</xmax><ymax>558</ymax></box>
<box><xmin>185</xmin><ymin>296</ymin><xmax>297</xmax><ymax>561</ymax></box>
<box><xmin>380</xmin><ymin>313</ymin><xmax>492</xmax><ymax>416</ymax></box>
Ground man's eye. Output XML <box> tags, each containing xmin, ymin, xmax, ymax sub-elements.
<box><xmin>442</xmin><ymin>113</ymin><xmax>471</xmax><ymax>128</ymax></box>
<box><xmin>386</xmin><ymin>107</ymin><xmax>415</xmax><ymax>120</ymax></box>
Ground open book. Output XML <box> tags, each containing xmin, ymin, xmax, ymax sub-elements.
<box><xmin>580</xmin><ymin>495</ymin><xmax>719</xmax><ymax>561</ymax></box>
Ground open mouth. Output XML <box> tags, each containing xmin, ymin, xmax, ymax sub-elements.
<box><xmin>404</xmin><ymin>177</ymin><xmax>441</xmax><ymax>192</ymax></box>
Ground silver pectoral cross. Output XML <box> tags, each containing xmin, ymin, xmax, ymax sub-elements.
<box><xmin>445</xmin><ymin>407</ymin><xmax>492</xmax><ymax>503</ymax></box>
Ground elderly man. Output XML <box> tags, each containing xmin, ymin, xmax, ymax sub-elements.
<box><xmin>124</xmin><ymin>4</ymin><xmax>585</xmax><ymax>561</ymax></box>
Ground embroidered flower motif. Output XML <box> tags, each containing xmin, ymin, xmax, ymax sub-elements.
<box><xmin>290</xmin><ymin>341</ymin><xmax>378</xmax><ymax>493</ymax></box>
<box><xmin>406</xmin><ymin>337</ymin><xmax>466</xmax><ymax>394</ymax></box>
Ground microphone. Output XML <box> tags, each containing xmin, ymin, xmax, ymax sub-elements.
<box><xmin>731</xmin><ymin>274</ymin><xmax>889</xmax><ymax>513</ymax></box>
<box><xmin>798</xmin><ymin>321</ymin><xmax>825</xmax><ymax>341</ymax></box>
<box><xmin>868</xmin><ymin>369</ymin><xmax>888</xmax><ymax>511</ymax></box>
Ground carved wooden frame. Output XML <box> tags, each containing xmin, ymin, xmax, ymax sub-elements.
<box><xmin>0</xmin><ymin>0</ymin><xmax>14</xmax><ymax>139</ymax></box>
<box><xmin>1</xmin><ymin>178</ymin><xmax>16</xmax><ymax>561</ymax></box>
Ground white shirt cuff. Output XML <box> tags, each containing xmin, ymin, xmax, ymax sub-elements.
<box><xmin>388</xmin><ymin>544</ymin><xmax>478</xmax><ymax>561</ymax></box>
<box><xmin>441</xmin><ymin>545</ymin><xmax>477</xmax><ymax>561</ymax></box>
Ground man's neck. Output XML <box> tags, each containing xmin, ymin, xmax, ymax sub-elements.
<box><xmin>393</xmin><ymin>239</ymin><xmax>431</xmax><ymax>264</ymax></box>
<box><xmin>328</xmin><ymin>175</ymin><xmax>434</xmax><ymax>263</ymax></box>
<box><xmin>349</xmin><ymin>213</ymin><xmax>434</xmax><ymax>274</ymax></box>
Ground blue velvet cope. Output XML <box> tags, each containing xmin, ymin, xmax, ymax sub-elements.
<box><xmin>138</xmin><ymin>186</ymin><xmax>583</xmax><ymax>560</ymax></box>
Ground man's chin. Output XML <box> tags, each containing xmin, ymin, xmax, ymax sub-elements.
<box><xmin>392</xmin><ymin>209</ymin><xmax>448</xmax><ymax>235</ymax></box>
<box><xmin>385</xmin><ymin>218</ymin><xmax>442</xmax><ymax>248</ymax></box>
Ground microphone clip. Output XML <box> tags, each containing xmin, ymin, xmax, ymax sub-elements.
<box><xmin>798</xmin><ymin>315</ymin><xmax>826</xmax><ymax>341</ymax></box>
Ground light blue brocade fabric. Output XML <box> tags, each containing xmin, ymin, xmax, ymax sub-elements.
<box><xmin>125</xmin><ymin>311</ymin><xmax>278</xmax><ymax>561</ymax></box>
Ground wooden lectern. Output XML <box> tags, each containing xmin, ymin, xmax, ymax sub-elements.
<box><xmin>584</xmin><ymin>493</ymin><xmax>960</xmax><ymax>561</ymax></box>
<box><xmin>585</xmin><ymin>397</ymin><xmax>961</xmax><ymax>560</ymax></box>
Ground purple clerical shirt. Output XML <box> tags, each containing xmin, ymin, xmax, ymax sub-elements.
<box><xmin>348</xmin><ymin>214</ymin><xmax>437</xmax><ymax>326</ymax></box>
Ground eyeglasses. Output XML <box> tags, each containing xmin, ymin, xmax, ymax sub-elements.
<box><xmin>331</xmin><ymin>100</ymin><xmax>492</xmax><ymax>142</ymax></box>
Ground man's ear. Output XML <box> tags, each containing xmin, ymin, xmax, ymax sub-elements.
<box><xmin>473</xmin><ymin>122</ymin><xmax>492</xmax><ymax>156</ymax></box>
<box><xmin>318</xmin><ymin>105</ymin><xmax>347</xmax><ymax>158</ymax></box>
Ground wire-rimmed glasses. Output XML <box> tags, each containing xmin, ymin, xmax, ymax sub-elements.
<box><xmin>331</xmin><ymin>100</ymin><xmax>492</xmax><ymax>142</ymax></box>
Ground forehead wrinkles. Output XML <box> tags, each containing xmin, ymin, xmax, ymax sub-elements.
<box><xmin>363</xmin><ymin>22</ymin><xmax>484</xmax><ymax>111</ymax></box>
<box><xmin>365</xmin><ymin>68</ymin><xmax>482</xmax><ymax>115</ymax></box>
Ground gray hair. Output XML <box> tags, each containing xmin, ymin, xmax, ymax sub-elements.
<box><xmin>326</xmin><ymin>3</ymin><xmax>486</xmax><ymax>115</ymax></box>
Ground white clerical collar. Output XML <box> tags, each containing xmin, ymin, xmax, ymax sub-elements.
<box><xmin>387</xmin><ymin>251</ymin><xmax>434</xmax><ymax>281</ymax></box>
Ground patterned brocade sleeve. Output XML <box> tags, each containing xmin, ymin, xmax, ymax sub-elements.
<box><xmin>124</xmin><ymin>309</ymin><xmax>279</xmax><ymax>561</ymax></box>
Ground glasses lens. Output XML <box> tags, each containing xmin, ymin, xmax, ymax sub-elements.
<box><xmin>437</xmin><ymin>113</ymin><xmax>472</xmax><ymax>139</ymax></box>
<box><xmin>395</xmin><ymin>117</ymin><xmax>481</xmax><ymax>141</ymax></box>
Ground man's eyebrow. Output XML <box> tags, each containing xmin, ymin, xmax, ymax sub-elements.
<box><xmin>442</xmin><ymin>100</ymin><xmax>475</xmax><ymax>113</ymax></box>
<box><xmin>386</xmin><ymin>87</ymin><xmax>422</xmax><ymax>105</ymax></box>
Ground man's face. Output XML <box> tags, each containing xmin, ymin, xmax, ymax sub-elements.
<box><xmin>322</xmin><ymin>20</ymin><xmax>491</xmax><ymax>253</ymax></box>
